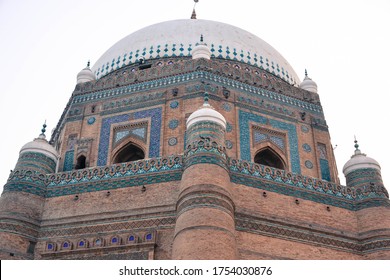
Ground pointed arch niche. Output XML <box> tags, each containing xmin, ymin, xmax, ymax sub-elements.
<box><xmin>112</xmin><ymin>141</ymin><xmax>146</xmax><ymax>164</ymax></box>
<box><xmin>252</xmin><ymin>126</ymin><xmax>288</xmax><ymax>170</ymax></box>
<box><xmin>110</xmin><ymin>121</ymin><xmax>148</xmax><ymax>164</ymax></box>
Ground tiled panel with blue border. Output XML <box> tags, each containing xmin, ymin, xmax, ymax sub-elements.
<box><xmin>97</xmin><ymin>107</ymin><xmax>162</xmax><ymax>166</ymax></box>
<box><xmin>239</xmin><ymin>110</ymin><xmax>301</xmax><ymax>174</ymax></box>
<box><xmin>320</xmin><ymin>159</ymin><xmax>331</xmax><ymax>181</ymax></box>
<box><xmin>63</xmin><ymin>151</ymin><xmax>74</xmax><ymax>172</ymax></box>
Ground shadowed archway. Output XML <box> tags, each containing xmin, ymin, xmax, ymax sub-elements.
<box><xmin>254</xmin><ymin>148</ymin><xmax>286</xmax><ymax>170</ymax></box>
<box><xmin>113</xmin><ymin>143</ymin><xmax>145</xmax><ymax>164</ymax></box>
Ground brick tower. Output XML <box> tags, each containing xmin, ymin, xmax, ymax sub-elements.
<box><xmin>172</xmin><ymin>93</ymin><xmax>237</xmax><ymax>259</ymax></box>
<box><xmin>0</xmin><ymin>125</ymin><xmax>58</xmax><ymax>259</ymax></box>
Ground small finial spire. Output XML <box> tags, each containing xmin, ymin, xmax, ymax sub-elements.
<box><xmin>191</xmin><ymin>0</ymin><xmax>199</xmax><ymax>19</ymax></box>
<box><xmin>87</xmin><ymin>60</ymin><xmax>90</xmax><ymax>68</ymax></box>
<box><xmin>305</xmin><ymin>69</ymin><xmax>308</xmax><ymax>77</ymax></box>
<box><xmin>39</xmin><ymin>121</ymin><xmax>47</xmax><ymax>138</ymax></box>
<box><xmin>204</xmin><ymin>91</ymin><xmax>209</xmax><ymax>105</ymax></box>
<box><xmin>200</xmin><ymin>34</ymin><xmax>203</xmax><ymax>43</ymax></box>
<box><xmin>354</xmin><ymin>136</ymin><xmax>359</xmax><ymax>151</ymax></box>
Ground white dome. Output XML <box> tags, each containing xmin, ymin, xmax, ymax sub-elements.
<box><xmin>77</xmin><ymin>66</ymin><xmax>96</xmax><ymax>84</ymax></box>
<box><xmin>20</xmin><ymin>134</ymin><xmax>59</xmax><ymax>163</ymax></box>
<box><xmin>186</xmin><ymin>102</ymin><xmax>226</xmax><ymax>129</ymax></box>
<box><xmin>342</xmin><ymin>148</ymin><xmax>381</xmax><ymax>176</ymax></box>
<box><xmin>92</xmin><ymin>19</ymin><xmax>300</xmax><ymax>85</ymax></box>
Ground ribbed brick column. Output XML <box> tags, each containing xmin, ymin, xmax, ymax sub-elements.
<box><xmin>172</xmin><ymin>103</ymin><xmax>237</xmax><ymax>259</ymax></box>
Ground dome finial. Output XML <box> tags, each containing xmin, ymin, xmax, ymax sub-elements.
<box><xmin>39</xmin><ymin>120</ymin><xmax>47</xmax><ymax>139</ymax></box>
<box><xmin>87</xmin><ymin>60</ymin><xmax>90</xmax><ymax>68</ymax></box>
<box><xmin>204</xmin><ymin>91</ymin><xmax>209</xmax><ymax>105</ymax></box>
<box><xmin>305</xmin><ymin>69</ymin><xmax>308</xmax><ymax>77</ymax></box>
<box><xmin>200</xmin><ymin>34</ymin><xmax>204</xmax><ymax>43</ymax></box>
<box><xmin>191</xmin><ymin>0</ymin><xmax>199</xmax><ymax>19</ymax></box>
<box><xmin>354</xmin><ymin>136</ymin><xmax>359</xmax><ymax>150</ymax></box>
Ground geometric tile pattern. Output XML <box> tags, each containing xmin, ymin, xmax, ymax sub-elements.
<box><xmin>318</xmin><ymin>144</ymin><xmax>330</xmax><ymax>181</ymax></box>
<box><xmin>97</xmin><ymin>107</ymin><xmax>162</xmax><ymax>166</ymax></box>
<box><xmin>253</xmin><ymin>129</ymin><xmax>285</xmax><ymax>151</ymax></box>
<box><xmin>93</xmin><ymin>43</ymin><xmax>297</xmax><ymax>84</ymax></box>
<box><xmin>229</xmin><ymin>158</ymin><xmax>389</xmax><ymax>208</ymax></box>
<box><xmin>63</xmin><ymin>151</ymin><xmax>74</xmax><ymax>172</ymax></box>
<box><xmin>5</xmin><ymin>155</ymin><xmax>390</xmax><ymax>210</ymax></box>
<box><xmin>71</xmin><ymin>71</ymin><xmax>322</xmax><ymax>115</ymax></box>
<box><xmin>239</xmin><ymin>110</ymin><xmax>300</xmax><ymax>173</ymax></box>
<box><xmin>236</xmin><ymin>213</ymin><xmax>390</xmax><ymax>254</ymax></box>
<box><xmin>305</xmin><ymin>160</ymin><xmax>313</xmax><ymax>169</ymax></box>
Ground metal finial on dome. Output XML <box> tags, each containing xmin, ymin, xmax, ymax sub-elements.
<box><xmin>204</xmin><ymin>91</ymin><xmax>209</xmax><ymax>104</ymax></box>
<box><xmin>87</xmin><ymin>60</ymin><xmax>90</xmax><ymax>68</ymax></box>
<box><xmin>200</xmin><ymin>34</ymin><xmax>203</xmax><ymax>43</ymax></box>
<box><xmin>305</xmin><ymin>69</ymin><xmax>308</xmax><ymax>77</ymax></box>
<box><xmin>354</xmin><ymin>136</ymin><xmax>359</xmax><ymax>151</ymax></box>
<box><xmin>39</xmin><ymin>121</ymin><xmax>47</xmax><ymax>138</ymax></box>
<box><xmin>191</xmin><ymin>0</ymin><xmax>199</xmax><ymax>19</ymax></box>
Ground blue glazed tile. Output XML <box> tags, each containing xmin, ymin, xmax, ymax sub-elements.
<box><xmin>239</xmin><ymin>110</ymin><xmax>301</xmax><ymax>173</ymax></box>
<box><xmin>97</xmin><ymin>107</ymin><xmax>162</xmax><ymax>166</ymax></box>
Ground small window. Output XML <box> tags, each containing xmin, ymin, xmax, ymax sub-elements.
<box><xmin>146</xmin><ymin>233</ymin><xmax>152</xmax><ymax>241</ymax></box>
<box><xmin>75</xmin><ymin>155</ymin><xmax>86</xmax><ymax>170</ymax></box>
<box><xmin>128</xmin><ymin>235</ymin><xmax>135</xmax><ymax>242</ymax></box>
<box><xmin>91</xmin><ymin>105</ymin><xmax>96</xmax><ymax>113</ymax></box>
<box><xmin>27</xmin><ymin>241</ymin><xmax>36</xmax><ymax>254</ymax></box>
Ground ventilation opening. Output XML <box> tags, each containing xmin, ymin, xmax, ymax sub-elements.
<box><xmin>113</xmin><ymin>143</ymin><xmax>145</xmax><ymax>164</ymax></box>
<box><xmin>254</xmin><ymin>148</ymin><xmax>285</xmax><ymax>170</ymax></box>
<box><xmin>75</xmin><ymin>155</ymin><xmax>86</xmax><ymax>170</ymax></box>
<box><xmin>139</xmin><ymin>64</ymin><xmax>152</xmax><ymax>70</ymax></box>
<box><xmin>27</xmin><ymin>241</ymin><xmax>36</xmax><ymax>254</ymax></box>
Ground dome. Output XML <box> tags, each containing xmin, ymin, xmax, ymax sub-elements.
<box><xmin>342</xmin><ymin>144</ymin><xmax>380</xmax><ymax>176</ymax></box>
<box><xmin>299</xmin><ymin>70</ymin><xmax>318</xmax><ymax>93</ymax></box>
<box><xmin>20</xmin><ymin>128</ymin><xmax>59</xmax><ymax>163</ymax></box>
<box><xmin>186</xmin><ymin>98</ymin><xmax>226</xmax><ymax>129</ymax></box>
<box><xmin>77</xmin><ymin>63</ymin><xmax>96</xmax><ymax>84</ymax></box>
<box><xmin>92</xmin><ymin>19</ymin><xmax>300</xmax><ymax>85</ymax></box>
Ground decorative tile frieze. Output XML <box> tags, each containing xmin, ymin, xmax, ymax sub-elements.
<box><xmin>229</xmin><ymin>158</ymin><xmax>389</xmax><ymax>209</ymax></box>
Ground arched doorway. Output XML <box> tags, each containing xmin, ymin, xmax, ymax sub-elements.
<box><xmin>113</xmin><ymin>143</ymin><xmax>145</xmax><ymax>164</ymax></box>
<box><xmin>75</xmin><ymin>155</ymin><xmax>86</xmax><ymax>170</ymax></box>
<box><xmin>254</xmin><ymin>148</ymin><xmax>285</xmax><ymax>170</ymax></box>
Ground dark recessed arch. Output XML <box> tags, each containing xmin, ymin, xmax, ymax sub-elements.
<box><xmin>254</xmin><ymin>147</ymin><xmax>286</xmax><ymax>170</ymax></box>
<box><xmin>75</xmin><ymin>155</ymin><xmax>86</xmax><ymax>170</ymax></box>
<box><xmin>113</xmin><ymin>142</ymin><xmax>145</xmax><ymax>164</ymax></box>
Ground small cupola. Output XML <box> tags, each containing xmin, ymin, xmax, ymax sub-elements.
<box><xmin>343</xmin><ymin>139</ymin><xmax>383</xmax><ymax>188</ymax></box>
<box><xmin>300</xmin><ymin>69</ymin><xmax>318</xmax><ymax>93</ymax></box>
<box><xmin>192</xmin><ymin>35</ymin><xmax>211</xmax><ymax>60</ymax></box>
<box><xmin>186</xmin><ymin>92</ymin><xmax>226</xmax><ymax>129</ymax></box>
<box><xmin>77</xmin><ymin>61</ymin><xmax>96</xmax><ymax>84</ymax></box>
<box><xmin>19</xmin><ymin>123</ymin><xmax>59</xmax><ymax>163</ymax></box>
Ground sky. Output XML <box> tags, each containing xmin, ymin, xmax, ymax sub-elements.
<box><xmin>0</xmin><ymin>0</ymin><xmax>389</xmax><ymax>193</ymax></box>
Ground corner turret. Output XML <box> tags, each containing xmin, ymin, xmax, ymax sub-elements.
<box><xmin>0</xmin><ymin>124</ymin><xmax>58</xmax><ymax>259</ymax></box>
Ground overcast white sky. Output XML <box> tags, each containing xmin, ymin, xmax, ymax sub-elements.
<box><xmin>0</xmin><ymin>0</ymin><xmax>389</xmax><ymax>193</ymax></box>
